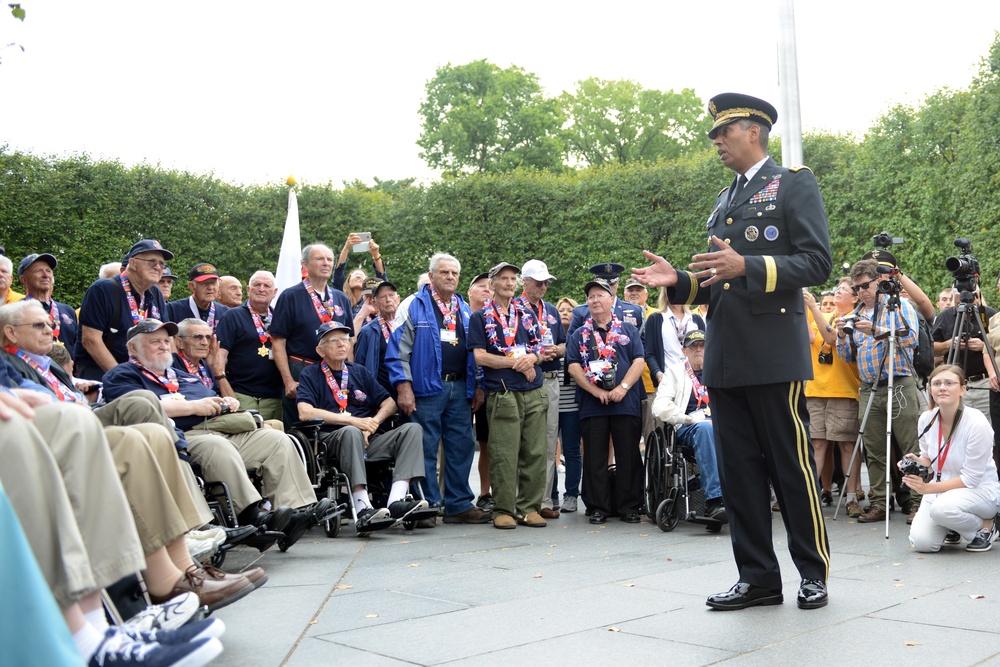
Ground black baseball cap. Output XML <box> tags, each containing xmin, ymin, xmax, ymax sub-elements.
<box><xmin>683</xmin><ymin>330</ymin><xmax>706</xmax><ymax>347</ymax></box>
<box><xmin>127</xmin><ymin>318</ymin><xmax>179</xmax><ymax>342</ymax></box>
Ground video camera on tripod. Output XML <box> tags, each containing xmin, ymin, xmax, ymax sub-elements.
<box><xmin>945</xmin><ymin>238</ymin><xmax>980</xmax><ymax>302</ymax></box>
<box><xmin>871</xmin><ymin>232</ymin><xmax>904</xmax><ymax>296</ymax></box>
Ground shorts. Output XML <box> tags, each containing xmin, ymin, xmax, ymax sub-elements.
<box><xmin>807</xmin><ymin>396</ymin><xmax>859</xmax><ymax>442</ymax></box>
<box><xmin>474</xmin><ymin>401</ymin><xmax>489</xmax><ymax>442</ymax></box>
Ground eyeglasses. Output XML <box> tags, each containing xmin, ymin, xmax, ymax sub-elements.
<box><xmin>834</xmin><ymin>285</ymin><xmax>852</xmax><ymax>293</ymax></box>
<box><xmin>323</xmin><ymin>337</ymin><xmax>351</xmax><ymax>345</ymax></box>
<box><xmin>13</xmin><ymin>321</ymin><xmax>52</xmax><ymax>331</ymax></box>
<box><xmin>850</xmin><ymin>281</ymin><xmax>874</xmax><ymax>294</ymax></box>
<box><xmin>930</xmin><ymin>379</ymin><xmax>962</xmax><ymax>388</ymax></box>
<box><xmin>528</xmin><ymin>279</ymin><xmax>550</xmax><ymax>287</ymax></box>
<box><xmin>179</xmin><ymin>334</ymin><xmax>212</xmax><ymax>341</ymax></box>
<box><xmin>133</xmin><ymin>257</ymin><xmax>167</xmax><ymax>269</ymax></box>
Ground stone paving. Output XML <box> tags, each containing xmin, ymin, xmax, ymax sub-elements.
<box><xmin>212</xmin><ymin>459</ymin><xmax>1000</xmax><ymax>666</ymax></box>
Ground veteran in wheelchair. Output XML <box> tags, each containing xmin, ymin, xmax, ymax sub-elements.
<box><xmin>103</xmin><ymin>319</ymin><xmax>333</xmax><ymax>552</ymax></box>
<box><xmin>648</xmin><ymin>329</ymin><xmax>727</xmax><ymax>531</ymax></box>
<box><xmin>296</xmin><ymin>321</ymin><xmax>436</xmax><ymax>534</ymax></box>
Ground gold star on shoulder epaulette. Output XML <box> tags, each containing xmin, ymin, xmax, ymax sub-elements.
<box><xmin>788</xmin><ymin>165</ymin><xmax>813</xmax><ymax>173</ymax></box>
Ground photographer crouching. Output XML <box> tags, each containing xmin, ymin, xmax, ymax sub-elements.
<box><xmin>836</xmin><ymin>251</ymin><xmax>923</xmax><ymax>524</ymax></box>
<box><xmin>902</xmin><ymin>364</ymin><xmax>1000</xmax><ymax>552</ymax></box>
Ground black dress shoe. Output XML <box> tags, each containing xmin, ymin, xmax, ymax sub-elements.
<box><xmin>222</xmin><ymin>524</ymin><xmax>257</xmax><ymax>545</ymax></box>
<box><xmin>589</xmin><ymin>512</ymin><xmax>607</xmax><ymax>525</ymax></box>
<box><xmin>706</xmin><ymin>582</ymin><xmax>783</xmax><ymax>610</ymax></box>
<box><xmin>797</xmin><ymin>579</ymin><xmax>828</xmax><ymax>609</ymax></box>
<box><xmin>620</xmin><ymin>512</ymin><xmax>641</xmax><ymax>524</ymax></box>
<box><xmin>264</xmin><ymin>506</ymin><xmax>293</xmax><ymax>532</ymax></box>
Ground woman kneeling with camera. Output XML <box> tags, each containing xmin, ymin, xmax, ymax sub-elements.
<box><xmin>903</xmin><ymin>364</ymin><xmax>1000</xmax><ymax>552</ymax></box>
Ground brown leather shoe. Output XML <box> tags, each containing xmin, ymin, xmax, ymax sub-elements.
<box><xmin>857</xmin><ymin>507</ymin><xmax>887</xmax><ymax>523</ymax></box>
<box><xmin>443</xmin><ymin>507</ymin><xmax>492</xmax><ymax>524</ymax></box>
<box><xmin>906</xmin><ymin>507</ymin><xmax>918</xmax><ymax>525</ymax></box>
<box><xmin>518</xmin><ymin>511</ymin><xmax>547</xmax><ymax>528</ymax></box>
<box><xmin>150</xmin><ymin>566</ymin><xmax>254</xmax><ymax>613</ymax></box>
<box><xmin>539</xmin><ymin>508</ymin><xmax>560</xmax><ymax>519</ymax></box>
<box><xmin>205</xmin><ymin>564</ymin><xmax>267</xmax><ymax>590</ymax></box>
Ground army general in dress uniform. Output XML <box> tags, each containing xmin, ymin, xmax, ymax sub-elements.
<box><xmin>632</xmin><ymin>93</ymin><xmax>832</xmax><ymax>611</ymax></box>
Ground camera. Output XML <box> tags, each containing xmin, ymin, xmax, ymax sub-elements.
<box><xmin>841</xmin><ymin>314</ymin><xmax>858</xmax><ymax>336</ymax></box>
<box><xmin>219</xmin><ymin>402</ymin><xmax>232</xmax><ymax>415</ymax></box>
<box><xmin>899</xmin><ymin>458</ymin><xmax>934</xmax><ymax>482</ymax></box>
<box><xmin>872</xmin><ymin>231</ymin><xmax>903</xmax><ymax>249</ymax></box>
<box><xmin>817</xmin><ymin>350</ymin><xmax>833</xmax><ymax>365</ymax></box>
<box><xmin>945</xmin><ymin>238</ymin><xmax>980</xmax><ymax>298</ymax></box>
<box><xmin>601</xmin><ymin>366</ymin><xmax>617</xmax><ymax>390</ymax></box>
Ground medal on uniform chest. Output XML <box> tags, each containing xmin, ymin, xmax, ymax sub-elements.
<box><xmin>258</xmin><ymin>345</ymin><xmax>269</xmax><ymax>357</ymax></box>
<box><xmin>745</xmin><ymin>225</ymin><xmax>759</xmax><ymax>242</ymax></box>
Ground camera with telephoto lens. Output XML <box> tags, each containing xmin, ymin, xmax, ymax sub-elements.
<box><xmin>899</xmin><ymin>458</ymin><xmax>933</xmax><ymax>482</ymax></box>
<box><xmin>841</xmin><ymin>313</ymin><xmax>858</xmax><ymax>336</ymax></box>
<box><xmin>601</xmin><ymin>365</ymin><xmax>617</xmax><ymax>390</ymax></box>
<box><xmin>945</xmin><ymin>238</ymin><xmax>980</xmax><ymax>298</ymax></box>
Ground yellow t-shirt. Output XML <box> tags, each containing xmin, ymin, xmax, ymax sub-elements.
<box><xmin>805</xmin><ymin>309</ymin><xmax>861</xmax><ymax>399</ymax></box>
<box><xmin>2</xmin><ymin>289</ymin><xmax>25</xmax><ymax>305</ymax></box>
<box><xmin>641</xmin><ymin>305</ymin><xmax>657</xmax><ymax>394</ymax></box>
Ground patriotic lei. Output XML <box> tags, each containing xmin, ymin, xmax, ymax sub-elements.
<box><xmin>5</xmin><ymin>346</ymin><xmax>83</xmax><ymax>403</ymax></box>
<box><xmin>483</xmin><ymin>298</ymin><xmax>545</xmax><ymax>356</ymax></box>
<box><xmin>120</xmin><ymin>273</ymin><xmax>160</xmax><ymax>324</ymax></box>
<box><xmin>577</xmin><ymin>316</ymin><xmax>629</xmax><ymax>385</ymax></box>
<box><xmin>321</xmin><ymin>361</ymin><xmax>349</xmax><ymax>411</ymax></box>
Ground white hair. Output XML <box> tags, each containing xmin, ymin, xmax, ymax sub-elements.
<box><xmin>429</xmin><ymin>253</ymin><xmax>460</xmax><ymax>274</ymax></box>
<box><xmin>99</xmin><ymin>262</ymin><xmax>122</xmax><ymax>279</ymax></box>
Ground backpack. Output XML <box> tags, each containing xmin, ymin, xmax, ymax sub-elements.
<box><xmin>911</xmin><ymin>313</ymin><xmax>935</xmax><ymax>387</ymax></box>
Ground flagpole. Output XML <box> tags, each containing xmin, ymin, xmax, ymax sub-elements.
<box><xmin>274</xmin><ymin>176</ymin><xmax>302</xmax><ymax>301</ymax></box>
<box><xmin>777</xmin><ymin>0</ymin><xmax>803</xmax><ymax>167</ymax></box>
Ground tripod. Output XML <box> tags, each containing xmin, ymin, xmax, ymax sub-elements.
<box><xmin>945</xmin><ymin>290</ymin><xmax>1000</xmax><ymax>381</ymax></box>
<box><xmin>833</xmin><ymin>288</ymin><xmax>917</xmax><ymax>538</ymax></box>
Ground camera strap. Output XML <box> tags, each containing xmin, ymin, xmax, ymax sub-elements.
<box><xmin>935</xmin><ymin>406</ymin><xmax>964</xmax><ymax>481</ymax></box>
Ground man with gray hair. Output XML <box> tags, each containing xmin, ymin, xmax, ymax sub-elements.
<box><xmin>385</xmin><ymin>253</ymin><xmax>491</xmax><ymax>525</ymax></box>
<box><xmin>270</xmin><ymin>243</ymin><xmax>355</xmax><ymax>425</ymax></box>
<box><xmin>0</xmin><ymin>254</ymin><xmax>26</xmax><ymax>306</ymax></box>
<box><xmin>216</xmin><ymin>271</ymin><xmax>284</xmax><ymax>421</ymax></box>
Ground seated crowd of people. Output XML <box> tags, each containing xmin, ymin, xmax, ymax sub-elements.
<box><xmin>3</xmin><ymin>232</ymin><xmax>1000</xmax><ymax>665</ymax></box>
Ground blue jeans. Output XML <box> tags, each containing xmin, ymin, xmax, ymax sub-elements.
<box><xmin>558</xmin><ymin>409</ymin><xmax>583</xmax><ymax>498</ymax></box>
<box><xmin>676</xmin><ymin>421</ymin><xmax>722</xmax><ymax>501</ymax></box>
<box><xmin>412</xmin><ymin>380</ymin><xmax>476</xmax><ymax>515</ymax></box>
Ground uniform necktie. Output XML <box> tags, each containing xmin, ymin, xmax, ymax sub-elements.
<box><xmin>728</xmin><ymin>174</ymin><xmax>747</xmax><ymax>209</ymax></box>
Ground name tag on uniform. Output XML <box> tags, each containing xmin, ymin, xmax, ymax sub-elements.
<box><xmin>541</xmin><ymin>330</ymin><xmax>554</xmax><ymax>346</ymax></box>
<box><xmin>507</xmin><ymin>344</ymin><xmax>526</xmax><ymax>358</ymax></box>
<box><xmin>440</xmin><ymin>329</ymin><xmax>457</xmax><ymax>343</ymax></box>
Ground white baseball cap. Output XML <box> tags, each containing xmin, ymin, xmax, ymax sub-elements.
<box><xmin>521</xmin><ymin>259</ymin><xmax>556</xmax><ymax>282</ymax></box>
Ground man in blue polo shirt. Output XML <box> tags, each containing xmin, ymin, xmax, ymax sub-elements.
<box><xmin>386</xmin><ymin>252</ymin><xmax>490</xmax><ymax>525</ymax></box>
<box><xmin>468</xmin><ymin>262</ymin><xmax>548</xmax><ymax>530</ymax></box>
<box><xmin>103</xmin><ymin>319</ymin><xmax>331</xmax><ymax>551</ymax></box>
<box><xmin>298</xmin><ymin>321</ymin><xmax>431</xmax><ymax>531</ymax></box>
<box><xmin>217</xmin><ymin>271</ymin><xmax>284</xmax><ymax>421</ymax></box>
<box><xmin>76</xmin><ymin>239</ymin><xmax>171</xmax><ymax>380</ymax></box>
<box><xmin>18</xmin><ymin>253</ymin><xmax>80</xmax><ymax>357</ymax></box>
<box><xmin>166</xmin><ymin>263</ymin><xmax>230</xmax><ymax>330</ymax></box>
<box><xmin>271</xmin><ymin>243</ymin><xmax>354</xmax><ymax>425</ymax></box>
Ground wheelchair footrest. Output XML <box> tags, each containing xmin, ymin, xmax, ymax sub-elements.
<box><xmin>242</xmin><ymin>530</ymin><xmax>285</xmax><ymax>552</ymax></box>
<box><xmin>356</xmin><ymin>516</ymin><xmax>396</xmax><ymax>533</ymax></box>
<box><xmin>405</xmin><ymin>507</ymin><xmax>440</xmax><ymax>522</ymax></box>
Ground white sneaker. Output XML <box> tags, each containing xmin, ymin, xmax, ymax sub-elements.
<box><xmin>560</xmin><ymin>496</ymin><xmax>579</xmax><ymax>513</ymax></box>
<box><xmin>187</xmin><ymin>535</ymin><xmax>218</xmax><ymax>561</ymax></box>
<box><xmin>125</xmin><ymin>592</ymin><xmax>201</xmax><ymax>633</ymax></box>
<box><xmin>88</xmin><ymin>626</ymin><xmax>222</xmax><ymax>667</ymax></box>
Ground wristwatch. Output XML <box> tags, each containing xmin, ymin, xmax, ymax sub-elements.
<box><xmin>621</xmin><ymin>382</ymin><xmax>630</xmax><ymax>391</ymax></box>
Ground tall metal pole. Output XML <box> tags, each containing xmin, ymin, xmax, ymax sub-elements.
<box><xmin>777</xmin><ymin>0</ymin><xmax>803</xmax><ymax>167</ymax></box>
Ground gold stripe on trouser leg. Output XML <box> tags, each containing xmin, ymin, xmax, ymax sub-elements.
<box><xmin>789</xmin><ymin>381</ymin><xmax>831</xmax><ymax>579</ymax></box>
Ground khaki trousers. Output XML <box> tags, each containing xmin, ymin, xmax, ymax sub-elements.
<box><xmin>540</xmin><ymin>375</ymin><xmax>560</xmax><ymax>509</ymax></box>
<box><xmin>186</xmin><ymin>427</ymin><xmax>316</xmax><ymax>512</ymax></box>
<box><xmin>0</xmin><ymin>404</ymin><xmax>145</xmax><ymax>608</ymax></box>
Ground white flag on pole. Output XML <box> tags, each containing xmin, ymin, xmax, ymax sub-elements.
<box><xmin>274</xmin><ymin>180</ymin><xmax>302</xmax><ymax>301</ymax></box>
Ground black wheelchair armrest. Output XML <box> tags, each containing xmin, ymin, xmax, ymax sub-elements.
<box><xmin>291</xmin><ymin>418</ymin><xmax>326</xmax><ymax>434</ymax></box>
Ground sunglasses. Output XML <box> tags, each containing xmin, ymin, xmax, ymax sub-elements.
<box><xmin>850</xmin><ymin>281</ymin><xmax>874</xmax><ymax>294</ymax></box>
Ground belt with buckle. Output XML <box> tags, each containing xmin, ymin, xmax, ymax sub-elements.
<box><xmin>542</xmin><ymin>371</ymin><xmax>560</xmax><ymax>378</ymax></box>
<box><xmin>967</xmin><ymin>373</ymin><xmax>987</xmax><ymax>382</ymax></box>
<box><xmin>868</xmin><ymin>375</ymin><xmax>909</xmax><ymax>388</ymax></box>
<box><xmin>442</xmin><ymin>373</ymin><xmax>466</xmax><ymax>382</ymax></box>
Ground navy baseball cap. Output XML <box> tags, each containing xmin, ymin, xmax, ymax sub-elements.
<box><xmin>584</xmin><ymin>278</ymin><xmax>615</xmax><ymax>296</ymax></box>
<box><xmin>125</xmin><ymin>239</ymin><xmax>174</xmax><ymax>261</ymax></box>
<box><xmin>316</xmin><ymin>321</ymin><xmax>352</xmax><ymax>341</ymax></box>
<box><xmin>18</xmin><ymin>252</ymin><xmax>57</xmax><ymax>276</ymax></box>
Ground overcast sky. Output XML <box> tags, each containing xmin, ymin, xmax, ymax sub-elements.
<box><xmin>1</xmin><ymin>1</ymin><xmax>997</xmax><ymax>188</ymax></box>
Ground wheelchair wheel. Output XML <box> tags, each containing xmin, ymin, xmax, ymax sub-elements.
<box><xmin>656</xmin><ymin>497</ymin><xmax>679</xmax><ymax>532</ymax></box>
<box><xmin>644</xmin><ymin>428</ymin><xmax>668</xmax><ymax>521</ymax></box>
<box><xmin>324</xmin><ymin>515</ymin><xmax>341</xmax><ymax>538</ymax></box>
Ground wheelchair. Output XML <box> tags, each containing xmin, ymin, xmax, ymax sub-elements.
<box><xmin>286</xmin><ymin>418</ymin><xmax>437</xmax><ymax>537</ymax></box>
<box><xmin>644</xmin><ymin>425</ymin><xmax>724</xmax><ymax>533</ymax></box>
